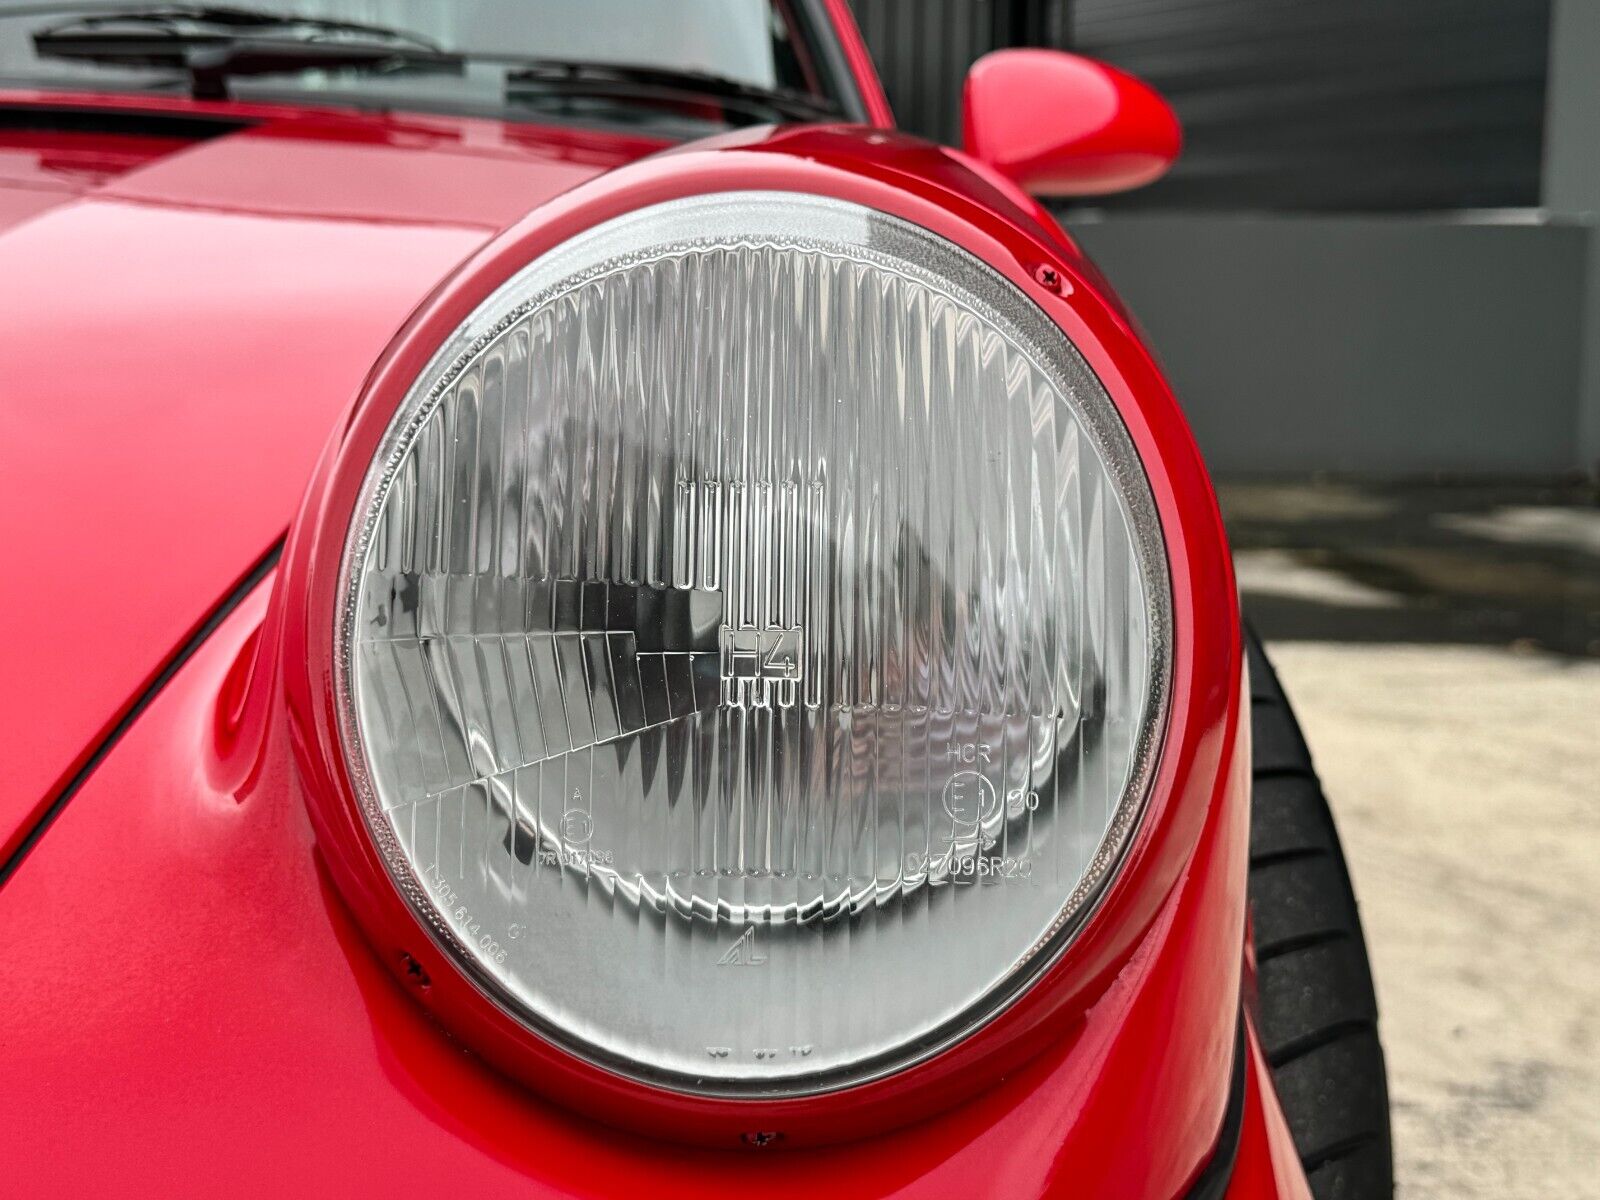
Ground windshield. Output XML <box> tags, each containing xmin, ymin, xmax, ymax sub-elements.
<box><xmin>0</xmin><ymin>1</ymin><xmax>853</xmax><ymax>132</ymax></box>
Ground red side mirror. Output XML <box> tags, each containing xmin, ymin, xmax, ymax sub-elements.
<box><xmin>962</xmin><ymin>49</ymin><xmax>1181</xmax><ymax>198</ymax></box>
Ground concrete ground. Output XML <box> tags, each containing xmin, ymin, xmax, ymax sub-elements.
<box><xmin>1220</xmin><ymin>481</ymin><xmax>1599</xmax><ymax>1197</ymax></box>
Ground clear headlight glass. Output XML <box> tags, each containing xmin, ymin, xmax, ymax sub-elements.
<box><xmin>337</xmin><ymin>193</ymin><xmax>1170</xmax><ymax>1095</ymax></box>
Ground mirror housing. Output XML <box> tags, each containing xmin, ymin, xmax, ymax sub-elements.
<box><xmin>963</xmin><ymin>49</ymin><xmax>1181</xmax><ymax>198</ymax></box>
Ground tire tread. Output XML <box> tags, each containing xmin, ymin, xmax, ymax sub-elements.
<box><xmin>1246</xmin><ymin>627</ymin><xmax>1393</xmax><ymax>1200</ymax></box>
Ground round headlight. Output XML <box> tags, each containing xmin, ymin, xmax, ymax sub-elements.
<box><xmin>336</xmin><ymin>192</ymin><xmax>1169</xmax><ymax>1096</ymax></box>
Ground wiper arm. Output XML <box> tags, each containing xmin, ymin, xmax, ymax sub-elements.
<box><xmin>24</xmin><ymin>7</ymin><xmax>844</xmax><ymax>126</ymax></box>
<box><xmin>505</xmin><ymin>60</ymin><xmax>840</xmax><ymax>127</ymax></box>
<box><xmin>30</xmin><ymin>4</ymin><xmax>455</xmax><ymax>100</ymax></box>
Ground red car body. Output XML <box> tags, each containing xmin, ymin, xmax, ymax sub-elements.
<box><xmin>0</xmin><ymin>4</ymin><xmax>1310</xmax><ymax>1196</ymax></box>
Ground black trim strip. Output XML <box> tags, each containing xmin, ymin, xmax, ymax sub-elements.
<box><xmin>1185</xmin><ymin>1013</ymin><xmax>1250</xmax><ymax>1200</ymax></box>
<box><xmin>0</xmin><ymin>539</ymin><xmax>284</xmax><ymax>890</ymax></box>
<box><xmin>0</xmin><ymin>104</ymin><xmax>252</xmax><ymax>140</ymax></box>
<box><xmin>797</xmin><ymin>0</ymin><xmax>869</xmax><ymax>123</ymax></box>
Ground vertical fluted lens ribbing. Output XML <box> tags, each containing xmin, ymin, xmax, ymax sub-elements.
<box><xmin>338</xmin><ymin>194</ymin><xmax>1169</xmax><ymax>1095</ymax></box>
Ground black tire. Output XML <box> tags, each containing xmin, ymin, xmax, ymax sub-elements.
<box><xmin>1246</xmin><ymin>627</ymin><xmax>1394</xmax><ymax>1200</ymax></box>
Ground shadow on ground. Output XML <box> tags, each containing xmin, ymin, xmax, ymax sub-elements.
<box><xmin>1218</xmin><ymin>480</ymin><xmax>1600</xmax><ymax>658</ymax></box>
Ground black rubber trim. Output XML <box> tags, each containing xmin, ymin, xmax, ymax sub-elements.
<box><xmin>0</xmin><ymin>539</ymin><xmax>283</xmax><ymax>890</ymax></box>
<box><xmin>0</xmin><ymin>104</ymin><xmax>252</xmax><ymax>140</ymax></box>
<box><xmin>1185</xmin><ymin>1013</ymin><xmax>1249</xmax><ymax>1200</ymax></box>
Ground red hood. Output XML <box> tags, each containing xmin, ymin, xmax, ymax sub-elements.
<box><xmin>0</xmin><ymin>96</ymin><xmax>665</xmax><ymax>864</ymax></box>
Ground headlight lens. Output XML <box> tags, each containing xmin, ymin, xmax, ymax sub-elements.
<box><xmin>337</xmin><ymin>193</ymin><xmax>1169</xmax><ymax>1096</ymax></box>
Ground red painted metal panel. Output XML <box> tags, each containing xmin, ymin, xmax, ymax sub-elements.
<box><xmin>0</xmin><ymin>101</ymin><xmax>658</xmax><ymax>865</ymax></box>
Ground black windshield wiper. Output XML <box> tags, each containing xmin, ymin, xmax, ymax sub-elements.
<box><xmin>22</xmin><ymin>5</ymin><xmax>843</xmax><ymax>127</ymax></box>
<box><xmin>505</xmin><ymin>60</ymin><xmax>840</xmax><ymax>128</ymax></box>
<box><xmin>29</xmin><ymin>4</ymin><xmax>455</xmax><ymax>100</ymax></box>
